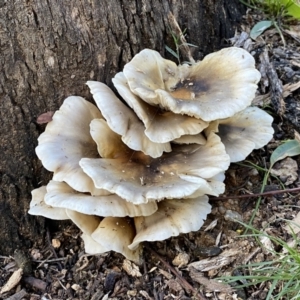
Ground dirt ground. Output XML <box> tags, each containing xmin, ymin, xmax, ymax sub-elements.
<box><xmin>1</xmin><ymin>8</ymin><xmax>300</xmax><ymax>300</ymax></box>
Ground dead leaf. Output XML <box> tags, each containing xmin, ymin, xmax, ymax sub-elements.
<box><xmin>188</xmin><ymin>249</ymin><xmax>240</xmax><ymax>272</ymax></box>
<box><xmin>127</xmin><ymin>290</ymin><xmax>138</xmax><ymax>297</ymax></box>
<box><xmin>122</xmin><ymin>259</ymin><xmax>142</xmax><ymax>277</ymax></box>
<box><xmin>139</xmin><ymin>290</ymin><xmax>151</xmax><ymax>299</ymax></box>
<box><xmin>71</xmin><ymin>284</ymin><xmax>80</xmax><ymax>291</ymax></box>
<box><xmin>204</xmin><ymin>219</ymin><xmax>218</xmax><ymax>231</ymax></box>
<box><xmin>172</xmin><ymin>252</ymin><xmax>189</xmax><ymax>267</ymax></box>
<box><xmin>253</xmin><ymin>81</ymin><xmax>300</xmax><ymax>107</ymax></box>
<box><xmin>159</xmin><ymin>268</ymin><xmax>173</xmax><ymax>279</ymax></box>
<box><xmin>270</xmin><ymin>157</ymin><xmax>298</xmax><ymax>185</ymax></box>
<box><xmin>260</xmin><ymin>234</ymin><xmax>275</xmax><ymax>254</ymax></box>
<box><xmin>0</xmin><ymin>268</ymin><xmax>23</xmax><ymax>294</ymax></box>
<box><xmin>166</xmin><ymin>279</ymin><xmax>183</xmax><ymax>292</ymax></box>
<box><xmin>284</xmin><ymin>211</ymin><xmax>300</xmax><ymax>234</ymax></box>
<box><xmin>189</xmin><ymin>267</ymin><xmax>233</xmax><ymax>293</ymax></box>
<box><xmin>36</xmin><ymin>111</ymin><xmax>54</xmax><ymax>124</ymax></box>
<box><xmin>282</xmin><ymin>81</ymin><xmax>300</xmax><ymax>98</ymax></box>
<box><xmin>52</xmin><ymin>238</ymin><xmax>61</xmax><ymax>248</ymax></box>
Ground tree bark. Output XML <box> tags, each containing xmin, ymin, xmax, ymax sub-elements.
<box><xmin>0</xmin><ymin>0</ymin><xmax>245</xmax><ymax>255</ymax></box>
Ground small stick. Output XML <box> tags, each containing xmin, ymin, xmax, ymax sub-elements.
<box><xmin>145</xmin><ymin>245</ymin><xmax>206</xmax><ymax>300</ymax></box>
<box><xmin>211</xmin><ymin>187</ymin><xmax>300</xmax><ymax>201</ymax></box>
<box><xmin>32</xmin><ymin>257</ymin><xmax>67</xmax><ymax>263</ymax></box>
<box><xmin>46</xmin><ymin>229</ymin><xmax>63</xmax><ymax>270</ymax></box>
<box><xmin>167</xmin><ymin>12</ymin><xmax>195</xmax><ymax>64</ymax></box>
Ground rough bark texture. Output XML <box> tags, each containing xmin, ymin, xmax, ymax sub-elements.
<box><xmin>0</xmin><ymin>0</ymin><xmax>245</xmax><ymax>255</ymax></box>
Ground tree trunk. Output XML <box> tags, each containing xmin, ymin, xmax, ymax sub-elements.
<box><xmin>0</xmin><ymin>0</ymin><xmax>245</xmax><ymax>255</ymax></box>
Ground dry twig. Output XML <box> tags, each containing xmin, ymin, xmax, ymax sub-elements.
<box><xmin>212</xmin><ymin>186</ymin><xmax>300</xmax><ymax>201</ymax></box>
<box><xmin>145</xmin><ymin>245</ymin><xmax>206</xmax><ymax>300</ymax></box>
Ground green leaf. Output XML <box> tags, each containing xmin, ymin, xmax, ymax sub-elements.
<box><xmin>184</xmin><ymin>42</ymin><xmax>198</xmax><ymax>48</ymax></box>
<box><xmin>270</xmin><ymin>139</ymin><xmax>300</xmax><ymax>168</ymax></box>
<box><xmin>280</xmin><ymin>0</ymin><xmax>300</xmax><ymax>19</ymax></box>
<box><xmin>165</xmin><ymin>45</ymin><xmax>179</xmax><ymax>60</ymax></box>
<box><xmin>250</xmin><ymin>20</ymin><xmax>273</xmax><ymax>40</ymax></box>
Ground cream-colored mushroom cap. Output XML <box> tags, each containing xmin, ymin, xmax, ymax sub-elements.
<box><xmin>87</xmin><ymin>81</ymin><xmax>170</xmax><ymax>158</ymax></box>
<box><xmin>81</xmin><ymin>233</ymin><xmax>108</xmax><ymax>255</ymax></box>
<box><xmin>172</xmin><ymin>133</ymin><xmax>207</xmax><ymax>145</ymax></box>
<box><xmin>206</xmin><ymin>107</ymin><xmax>274</xmax><ymax>162</ymax></box>
<box><xmin>112</xmin><ymin>72</ymin><xmax>208</xmax><ymax>143</ymax></box>
<box><xmin>91</xmin><ymin>217</ymin><xmax>140</xmax><ymax>263</ymax></box>
<box><xmin>66</xmin><ymin>209</ymin><xmax>100</xmax><ymax>236</ymax></box>
<box><xmin>123</xmin><ymin>48</ymin><xmax>261</xmax><ymax>121</ymax></box>
<box><xmin>29</xmin><ymin>186</ymin><xmax>69</xmax><ymax>220</ymax></box>
<box><xmin>80</xmin><ymin>129</ymin><xmax>230</xmax><ymax>204</ymax></box>
<box><xmin>129</xmin><ymin>196</ymin><xmax>211</xmax><ymax>250</ymax></box>
<box><xmin>36</xmin><ymin>96</ymin><xmax>108</xmax><ymax>196</ymax></box>
<box><xmin>65</xmin><ymin>210</ymin><xmax>140</xmax><ymax>259</ymax></box>
<box><xmin>45</xmin><ymin>180</ymin><xmax>158</xmax><ymax>217</ymax></box>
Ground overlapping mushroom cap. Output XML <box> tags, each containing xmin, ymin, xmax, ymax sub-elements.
<box><xmin>29</xmin><ymin>47</ymin><xmax>274</xmax><ymax>262</ymax></box>
<box><xmin>121</xmin><ymin>48</ymin><xmax>261</xmax><ymax>121</ymax></box>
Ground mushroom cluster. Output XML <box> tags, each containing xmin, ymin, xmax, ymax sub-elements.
<box><xmin>29</xmin><ymin>47</ymin><xmax>274</xmax><ymax>262</ymax></box>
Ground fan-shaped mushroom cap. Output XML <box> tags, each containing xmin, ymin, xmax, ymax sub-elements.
<box><xmin>81</xmin><ymin>233</ymin><xmax>108</xmax><ymax>255</ymax></box>
<box><xmin>172</xmin><ymin>133</ymin><xmax>207</xmax><ymax>145</ymax></box>
<box><xmin>80</xmin><ymin>132</ymin><xmax>230</xmax><ymax>204</ymax></box>
<box><xmin>66</xmin><ymin>209</ymin><xmax>100</xmax><ymax>235</ymax></box>
<box><xmin>128</xmin><ymin>196</ymin><xmax>211</xmax><ymax>250</ymax></box>
<box><xmin>112</xmin><ymin>72</ymin><xmax>208</xmax><ymax>143</ymax></box>
<box><xmin>192</xmin><ymin>173</ymin><xmax>226</xmax><ymax>197</ymax></box>
<box><xmin>29</xmin><ymin>186</ymin><xmax>69</xmax><ymax>220</ymax></box>
<box><xmin>45</xmin><ymin>180</ymin><xmax>158</xmax><ymax>217</ymax></box>
<box><xmin>87</xmin><ymin>81</ymin><xmax>171</xmax><ymax>158</ymax></box>
<box><xmin>91</xmin><ymin>217</ymin><xmax>140</xmax><ymax>262</ymax></box>
<box><xmin>206</xmin><ymin>107</ymin><xmax>274</xmax><ymax>162</ymax></box>
<box><xmin>66</xmin><ymin>210</ymin><xmax>139</xmax><ymax>261</ymax></box>
<box><xmin>89</xmin><ymin>118</ymin><xmax>129</xmax><ymax>159</ymax></box>
<box><xmin>123</xmin><ymin>48</ymin><xmax>261</xmax><ymax>121</ymax></box>
<box><xmin>36</xmin><ymin>96</ymin><xmax>108</xmax><ymax>196</ymax></box>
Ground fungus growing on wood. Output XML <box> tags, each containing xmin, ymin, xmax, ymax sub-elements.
<box><xmin>29</xmin><ymin>46</ymin><xmax>273</xmax><ymax>262</ymax></box>
<box><xmin>123</xmin><ymin>47</ymin><xmax>261</xmax><ymax>121</ymax></box>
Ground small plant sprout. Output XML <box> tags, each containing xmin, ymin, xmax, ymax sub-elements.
<box><xmin>241</xmin><ymin>0</ymin><xmax>300</xmax><ymax>46</ymax></box>
<box><xmin>220</xmin><ymin>220</ymin><xmax>300</xmax><ymax>300</ymax></box>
